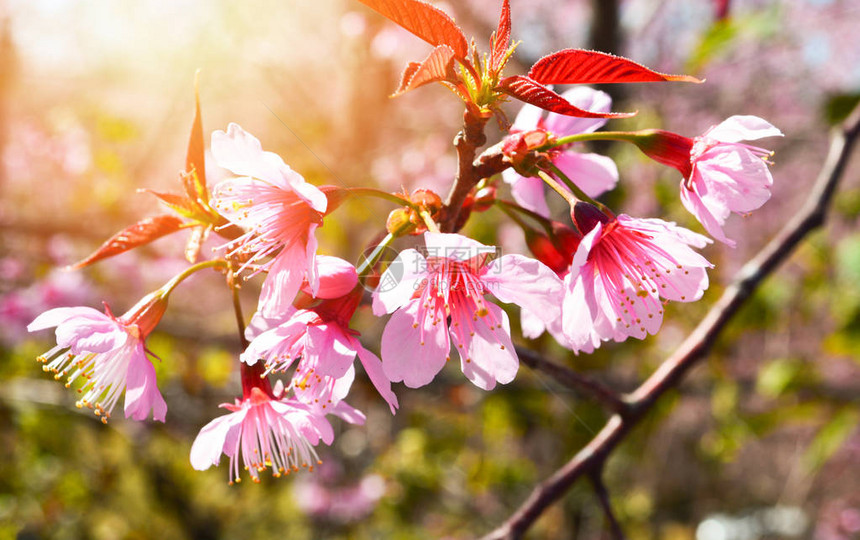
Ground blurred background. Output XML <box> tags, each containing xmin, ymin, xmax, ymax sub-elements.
<box><xmin>1</xmin><ymin>0</ymin><xmax>860</xmax><ymax>538</ymax></box>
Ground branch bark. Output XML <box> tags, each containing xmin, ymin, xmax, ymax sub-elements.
<box><xmin>442</xmin><ymin>111</ymin><xmax>489</xmax><ymax>232</ymax></box>
<box><xmin>481</xmin><ymin>107</ymin><xmax>860</xmax><ymax>540</ymax></box>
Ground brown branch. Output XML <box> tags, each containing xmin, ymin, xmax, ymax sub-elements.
<box><xmin>481</xmin><ymin>107</ymin><xmax>860</xmax><ymax>540</ymax></box>
<box><xmin>516</xmin><ymin>346</ymin><xmax>630</xmax><ymax>416</ymax></box>
<box><xmin>441</xmin><ymin>111</ymin><xmax>489</xmax><ymax>232</ymax></box>
<box><xmin>589</xmin><ymin>471</ymin><xmax>627</xmax><ymax>540</ymax></box>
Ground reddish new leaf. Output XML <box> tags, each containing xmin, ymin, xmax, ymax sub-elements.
<box><xmin>184</xmin><ymin>71</ymin><xmax>207</xmax><ymax>202</ymax></box>
<box><xmin>528</xmin><ymin>49</ymin><xmax>703</xmax><ymax>85</ymax></box>
<box><xmin>490</xmin><ymin>0</ymin><xmax>511</xmax><ymax>71</ymax></box>
<box><xmin>497</xmin><ymin>76</ymin><xmax>635</xmax><ymax>119</ymax></box>
<box><xmin>392</xmin><ymin>44</ymin><xmax>456</xmax><ymax>96</ymax></box>
<box><xmin>67</xmin><ymin>215</ymin><xmax>184</xmax><ymax>270</ymax></box>
<box><xmin>355</xmin><ymin>0</ymin><xmax>468</xmax><ymax>59</ymax></box>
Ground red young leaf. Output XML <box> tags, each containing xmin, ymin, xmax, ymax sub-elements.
<box><xmin>497</xmin><ymin>76</ymin><xmax>636</xmax><ymax>119</ymax></box>
<box><xmin>355</xmin><ymin>0</ymin><xmax>468</xmax><ymax>59</ymax></box>
<box><xmin>142</xmin><ymin>189</ymin><xmax>203</xmax><ymax>220</ymax></box>
<box><xmin>528</xmin><ymin>49</ymin><xmax>703</xmax><ymax>85</ymax></box>
<box><xmin>490</xmin><ymin>0</ymin><xmax>511</xmax><ymax>71</ymax></box>
<box><xmin>67</xmin><ymin>215</ymin><xmax>184</xmax><ymax>270</ymax></box>
<box><xmin>392</xmin><ymin>44</ymin><xmax>456</xmax><ymax>96</ymax></box>
<box><xmin>184</xmin><ymin>71</ymin><xmax>207</xmax><ymax>202</ymax></box>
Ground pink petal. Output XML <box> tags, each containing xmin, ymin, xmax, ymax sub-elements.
<box><xmin>510</xmin><ymin>101</ymin><xmax>544</xmax><ymax>132</ymax></box>
<box><xmin>27</xmin><ymin>306</ymin><xmax>101</xmax><ymax>332</ymax></box>
<box><xmin>450</xmin><ymin>303</ymin><xmax>517</xmax><ymax>390</ymax></box>
<box><xmin>553</xmin><ymin>152</ymin><xmax>618</xmax><ymax>198</ymax></box>
<box><xmin>355</xmin><ymin>342</ymin><xmax>399</xmax><ymax>414</ymax></box>
<box><xmin>562</xmin><ymin>267</ymin><xmax>601</xmax><ymax>353</ymax></box>
<box><xmin>123</xmin><ymin>344</ymin><xmax>167</xmax><ymax>422</ymax></box>
<box><xmin>258</xmin><ymin>241</ymin><xmax>312</xmax><ymax>317</ymax></box>
<box><xmin>305</xmin><ymin>324</ymin><xmax>357</xmax><ymax>378</ymax></box>
<box><xmin>423</xmin><ymin>232</ymin><xmax>495</xmax><ymax>262</ymax></box>
<box><xmin>483</xmin><ymin>254</ymin><xmax>563</xmax><ymax>323</ymax></box>
<box><xmin>372</xmin><ymin>248</ymin><xmax>427</xmax><ymax>316</ymax></box>
<box><xmin>696</xmin><ymin>147</ymin><xmax>773</xmax><ymax>213</ymax></box>
<box><xmin>241</xmin><ymin>310</ymin><xmax>315</xmax><ymax>367</ymax></box>
<box><xmin>211</xmin><ymin>123</ymin><xmax>326</xmax><ymax>212</ymax></box>
<box><xmin>520</xmin><ymin>308</ymin><xmax>547</xmax><ymax>339</ymax></box>
<box><xmin>706</xmin><ymin>115</ymin><xmax>783</xmax><ymax>143</ymax></box>
<box><xmin>329</xmin><ymin>401</ymin><xmax>367</xmax><ymax>425</ymax></box>
<box><xmin>56</xmin><ymin>315</ymin><xmax>127</xmax><ymax>354</ymax></box>
<box><xmin>380</xmin><ymin>301</ymin><xmax>449</xmax><ymax>388</ymax></box>
<box><xmin>243</xmin><ymin>307</ymin><xmax>297</xmax><ymax>342</ymax></box>
<box><xmin>329</xmin><ymin>365</ymin><xmax>355</xmax><ymax>403</ymax></box>
<box><xmin>190</xmin><ymin>408</ymin><xmax>246</xmax><ymax>470</ymax></box>
<box><xmin>505</xmin><ymin>173</ymin><xmax>551</xmax><ymax>218</ymax></box>
<box><xmin>680</xmin><ymin>186</ymin><xmax>735</xmax><ymax>247</ymax></box>
<box><xmin>313</xmin><ymin>255</ymin><xmax>358</xmax><ymax>299</ymax></box>
<box><xmin>544</xmin><ymin>87</ymin><xmax>612</xmax><ymax>135</ymax></box>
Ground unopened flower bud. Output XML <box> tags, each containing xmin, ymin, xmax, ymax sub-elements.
<box><xmin>386</xmin><ymin>208</ymin><xmax>414</xmax><ymax>235</ymax></box>
<box><xmin>411</xmin><ymin>189</ymin><xmax>442</xmax><ymax>213</ymax></box>
<box><xmin>472</xmin><ymin>185</ymin><xmax>497</xmax><ymax>213</ymax></box>
<box><xmin>572</xmin><ymin>202</ymin><xmax>611</xmax><ymax>234</ymax></box>
<box><xmin>524</xmin><ymin>228</ymin><xmax>567</xmax><ymax>274</ymax></box>
<box><xmin>549</xmin><ymin>221</ymin><xmax>581</xmax><ymax>259</ymax></box>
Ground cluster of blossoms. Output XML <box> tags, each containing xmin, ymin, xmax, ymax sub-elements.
<box><xmin>27</xmin><ymin>0</ymin><xmax>781</xmax><ymax>484</ymax></box>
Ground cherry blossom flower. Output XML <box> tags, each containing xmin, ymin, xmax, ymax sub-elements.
<box><xmin>190</xmin><ymin>386</ymin><xmax>333</xmax><ymax>484</ymax></box>
<box><xmin>681</xmin><ymin>115</ymin><xmax>782</xmax><ymax>246</ymax></box>
<box><xmin>210</xmin><ymin>123</ymin><xmax>328</xmax><ymax>316</ymax></box>
<box><xmin>373</xmin><ymin>232</ymin><xmax>562</xmax><ymax>390</ymax></box>
<box><xmin>26</xmin><ymin>292</ymin><xmax>168</xmax><ymax>422</ymax></box>
<box><xmin>502</xmin><ymin>87</ymin><xmax>619</xmax><ymax>217</ymax></box>
<box><xmin>242</xmin><ymin>257</ymin><xmax>398</xmax><ymax>414</ymax></box>
<box><xmin>631</xmin><ymin>116</ymin><xmax>782</xmax><ymax>247</ymax></box>
<box><xmin>562</xmin><ymin>207</ymin><xmax>713</xmax><ymax>353</ymax></box>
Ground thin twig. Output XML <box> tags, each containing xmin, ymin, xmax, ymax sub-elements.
<box><xmin>516</xmin><ymin>346</ymin><xmax>630</xmax><ymax>416</ymax></box>
<box><xmin>481</xmin><ymin>107</ymin><xmax>860</xmax><ymax>540</ymax></box>
<box><xmin>589</xmin><ymin>470</ymin><xmax>627</xmax><ymax>540</ymax></box>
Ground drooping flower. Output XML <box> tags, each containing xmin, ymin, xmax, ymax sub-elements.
<box><xmin>210</xmin><ymin>123</ymin><xmax>328</xmax><ymax>316</ymax></box>
<box><xmin>373</xmin><ymin>232</ymin><xmax>562</xmax><ymax>390</ymax></box>
<box><xmin>26</xmin><ymin>292</ymin><xmax>169</xmax><ymax>422</ymax></box>
<box><xmin>502</xmin><ymin>87</ymin><xmax>619</xmax><ymax>217</ymax></box>
<box><xmin>190</xmin><ymin>386</ymin><xmax>333</xmax><ymax>484</ymax></box>
<box><xmin>241</xmin><ymin>257</ymin><xmax>399</xmax><ymax>414</ymax></box>
<box><xmin>629</xmin><ymin>116</ymin><xmax>782</xmax><ymax>247</ymax></box>
<box><xmin>562</xmin><ymin>205</ymin><xmax>712</xmax><ymax>353</ymax></box>
<box><xmin>681</xmin><ymin>116</ymin><xmax>782</xmax><ymax>246</ymax></box>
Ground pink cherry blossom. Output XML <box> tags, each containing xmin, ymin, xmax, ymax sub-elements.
<box><xmin>681</xmin><ymin>115</ymin><xmax>782</xmax><ymax>246</ymax></box>
<box><xmin>502</xmin><ymin>87</ymin><xmax>619</xmax><ymax>217</ymax></box>
<box><xmin>27</xmin><ymin>293</ymin><xmax>168</xmax><ymax>422</ymax></box>
<box><xmin>211</xmin><ymin>123</ymin><xmax>328</xmax><ymax>316</ymax></box>
<box><xmin>242</xmin><ymin>258</ymin><xmax>398</xmax><ymax>414</ymax></box>
<box><xmin>190</xmin><ymin>387</ymin><xmax>333</xmax><ymax>484</ymax></box>
<box><xmin>241</xmin><ymin>306</ymin><xmax>399</xmax><ymax>414</ymax></box>
<box><xmin>562</xmin><ymin>212</ymin><xmax>713</xmax><ymax>353</ymax></box>
<box><xmin>373</xmin><ymin>232</ymin><xmax>563</xmax><ymax>390</ymax></box>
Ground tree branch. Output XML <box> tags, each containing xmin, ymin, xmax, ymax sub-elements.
<box><xmin>442</xmin><ymin>111</ymin><xmax>489</xmax><ymax>232</ymax></box>
<box><xmin>481</xmin><ymin>106</ymin><xmax>860</xmax><ymax>540</ymax></box>
<box><xmin>589</xmin><ymin>470</ymin><xmax>627</xmax><ymax>540</ymax></box>
<box><xmin>516</xmin><ymin>346</ymin><xmax>630</xmax><ymax>416</ymax></box>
